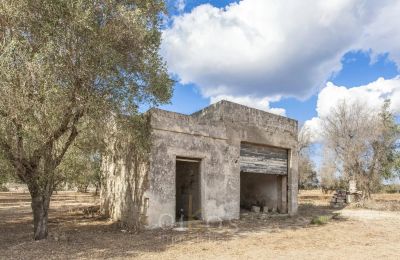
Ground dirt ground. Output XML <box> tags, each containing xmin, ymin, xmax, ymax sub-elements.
<box><xmin>1</xmin><ymin>190</ymin><xmax>400</xmax><ymax>260</ymax></box>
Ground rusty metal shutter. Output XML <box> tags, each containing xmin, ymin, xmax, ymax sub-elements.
<box><xmin>240</xmin><ymin>143</ymin><xmax>288</xmax><ymax>175</ymax></box>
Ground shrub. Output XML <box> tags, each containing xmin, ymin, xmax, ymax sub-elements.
<box><xmin>311</xmin><ymin>215</ymin><xmax>331</xmax><ymax>225</ymax></box>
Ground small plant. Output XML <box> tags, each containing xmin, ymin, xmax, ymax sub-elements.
<box><xmin>311</xmin><ymin>215</ymin><xmax>331</xmax><ymax>225</ymax></box>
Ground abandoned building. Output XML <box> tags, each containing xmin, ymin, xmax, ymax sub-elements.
<box><xmin>101</xmin><ymin>100</ymin><xmax>298</xmax><ymax>228</ymax></box>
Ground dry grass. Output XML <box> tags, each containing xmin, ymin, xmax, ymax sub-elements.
<box><xmin>298</xmin><ymin>189</ymin><xmax>333</xmax><ymax>206</ymax></box>
<box><xmin>1</xmin><ymin>190</ymin><xmax>400</xmax><ymax>259</ymax></box>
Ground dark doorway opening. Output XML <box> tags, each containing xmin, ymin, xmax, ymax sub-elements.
<box><xmin>176</xmin><ymin>158</ymin><xmax>201</xmax><ymax>221</ymax></box>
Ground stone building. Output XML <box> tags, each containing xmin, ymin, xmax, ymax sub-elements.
<box><xmin>101</xmin><ymin>100</ymin><xmax>298</xmax><ymax>228</ymax></box>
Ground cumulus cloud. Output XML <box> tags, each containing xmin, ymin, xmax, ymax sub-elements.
<box><xmin>304</xmin><ymin>76</ymin><xmax>400</xmax><ymax>142</ymax></box>
<box><xmin>359</xmin><ymin>1</ymin><xmax>400</xmax><ymax>65</ymax></box>
<box><xmin>210</xmin><ymin>94</ymin><xmax>286</xmax><ymax>115</ymax></box>
<box><xmin>162</xmin><ymin>0</ymin><xmax>400</xmax><ymax>112</ymax></box>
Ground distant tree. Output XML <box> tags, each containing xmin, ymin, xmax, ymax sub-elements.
<box><xmin>0</xmin><ymin>0</ymin><xmax>172</xmax><ymax>240</ymax></box>
<box><xmin>321</xmin><ymin>100</ymin><xmax>400</xmax><ymax>199</ymax></box>
<box><xmin>319</xmin><ymin>149</ymin><xmax>343</xmax><ymax>193</ymax></box>
<box><xmin>298</xmin><ymin>156</ymin><xmax>318</xmax><ymax>189</ymax></box>
<box><xmin>376</xmin><ymin>101</ymin><xmax>400</xmax><ymax>181</ymax></box>
<box><xmin>298</xmin><ymin>123</ymin><xmax>311</xmax><ymax>152</ymax></box>
<box><xmin>298</xmin><ymin>125</ymin><xmax>318</xmax><ymax>189</ymax></box>
<box><xmin>56</xmin><ymin>146</ymin><xmax>101</xmax><ymax>194</ymax></box>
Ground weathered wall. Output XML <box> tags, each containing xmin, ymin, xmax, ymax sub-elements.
<box><xmin>193</xmin><ymin>100</ymin><xmax>298</xmax><ymax>215</ymax></box>
<box><xmin>100</xmin><ymin>117</ymin><xmax>150</xmax><ymax>230</ymax></box>
<box><xmin>144</xmin><ymin>100</ymin><xmax>298</xmax><ymax>228</ymax></box>
<box><xmin>101</xmin><ymin>100</ymin><xmax>298</xmax><ymax>229</ymax></box>
<box><xmin>145</xmin><ymin>109</ymin><xmax>240</xmax><ymax>228</ymax></box>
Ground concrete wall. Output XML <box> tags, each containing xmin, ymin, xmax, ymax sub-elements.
<box><xmin>144</xmin><ymin>108</ymin><xmax>240</xmax><ymax>228</ymax></box>
<box><xmin>194</xmin><ymin>101</ymin><xmax>297</xmax><ymax>216</ymax></box>
<box><xmin>240</xmin><ymin>173</ymin><xmax>279</xmax><ymax>211</ymax></box>
<box><xmin>100</xmin><ymin>127</ymin><xmax>150</xmax><ymax>229</ymax></box>
<box><xmin>144</xmin><ymin>100</ymin><xmax>298</xmax><ymax>228</ymax></box>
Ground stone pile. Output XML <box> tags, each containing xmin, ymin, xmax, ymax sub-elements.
<box><xmin>330</xmin><ymin>190</ymin><xmax>347</xmax><ymax>208</ymax></box>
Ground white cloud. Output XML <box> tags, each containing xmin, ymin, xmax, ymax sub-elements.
<box><xmin>359</xmin><ymin>1</ymin><xmax>400</xmax><ymax>65</ymax></box>
<box><xmin>303</xmin><ymin>117</ymin><xmax>324</xmax><ymax>143</ymax></box>
<box><xmin>304</xmin><ymin>76</ymin><xmax>400</xmax><ymax>142</ymax></box>
<box><xmin>162</xmin><ymin>0</ymin><xmax>400</xmax><ymax>112</ymax></box>
<box><xmin>210</xmin><ymin>94</ymin><xmax>286</xmax><ymax>116</ymax></box>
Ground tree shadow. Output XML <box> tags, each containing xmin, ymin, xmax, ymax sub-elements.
<box><xmin>1</xmin><ymin>193</ymin><xmax>349</xmax><ymax>259</ymax></box>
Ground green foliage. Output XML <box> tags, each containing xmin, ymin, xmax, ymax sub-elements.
<box><xmin>56</xmin><ymin>115</ymin><xmax>105</xmax><ymax>193</ymax></box>
<box><xmin>0</xmin><ymin>153</ymin><xmax>16</xmax><ymax>189</ymax></box>
<box><xmin>376</xmin><ymin>100</ymin><xmax>400</xmax><ymax>180</ymax></box>
<box><xmin>0</xmin><ymin>0</ymin><xmax>172</xmax><ymax>192</ymax></box>
<box><xmin>56</xmin><ymin>147</ymin><xmax>101</xmax><ymax>193</ymax></box>
<box><xmin>310</xmin><ymin>215</ymin><xmax>331</xmax><ymax>225</ymax></box>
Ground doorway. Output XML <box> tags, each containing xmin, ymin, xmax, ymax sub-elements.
<box><xmin>175</xmin><ymin>158</ymin><xmax>201</xmax><ymax>221</ymax></box>
<box><xmin>240</xmin><ymin>172</ymin><xmax>287</xmax><ymax>213</ymax></box>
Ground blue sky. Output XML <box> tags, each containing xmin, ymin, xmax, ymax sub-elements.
<box><xmin>168</xmin><ymin>0</ymin><xmax>239</xmax><ymax>13</ymax></box>
<box><xmin>159</xmin><ymin>0</ymin><xmax>400</xmax><ymax>182</ymax></box>
<box><xmin>272</xmin><ymin>51</ymin><xmax>399</xmax><ymax>123</ymax></box>
<box><xmin>161</xmin><ymin>0</ymin><xmax>400</xmax><ymax>123</ymax></box>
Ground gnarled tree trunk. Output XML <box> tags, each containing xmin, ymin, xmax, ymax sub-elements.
<box><xmin>26</xmin><ymin>155</ymin><xmax>56</xmax><ymax>241</ymax></box>
<box><xmin>31</xmin><ymin>193</ymin><xmax>51</xmax><ymax>240</ymax></box>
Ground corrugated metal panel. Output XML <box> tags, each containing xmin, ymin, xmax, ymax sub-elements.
<box><xmin>240</xmin><ymin>143</ymin><xmax>288</xmax><ymax>175</ymax></box>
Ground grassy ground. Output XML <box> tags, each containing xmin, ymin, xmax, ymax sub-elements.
<box><xmin>1</xmin><ymin>191</ymin><xmax>399</xmax><ymax>259</ymax></box>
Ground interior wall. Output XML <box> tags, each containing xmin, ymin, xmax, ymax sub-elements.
<box><xmin>176</xmin><ymin>160</ymin><xmax>201</xmax><ymax>220</ymax></box>
<box><xmin>240</xmin><ymin>172</ymin><xmax>282</xmax><ymax>212</ymax></box>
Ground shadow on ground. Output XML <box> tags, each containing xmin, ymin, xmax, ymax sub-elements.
<box><xmin>0</xmin><ymin>192</ymin><xmax>345</xmax><ymax>259</ymax></box>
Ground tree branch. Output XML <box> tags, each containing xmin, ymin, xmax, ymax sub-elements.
<box><xmin>0</xmin><ymin>134</ymin><xmax>34</xmax><ymax>182</ymax></box>
<box><xmin>55</xmin><ymin>125</ymin><xmax>79</xmax><ymax>167</ymax></box>
<box><xmin>14</xmin><ymin>120</ymin><xmax>24</xmax><ymax>160</ymax></box>
<box><xmin>31</xmin><ymin>105</ymin><xmax>84</xmax><ymax>163</ymax></box>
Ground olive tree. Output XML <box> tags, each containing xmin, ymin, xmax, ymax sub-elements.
<box><xmin>321</xmin><ymin>100</ymin><xmax>399</xmax><ymax>199</ymax></box>
<box><xmin>0</xmin><ymin>0</ymin><xmax>172</xmax><ymax>240</ymax></box>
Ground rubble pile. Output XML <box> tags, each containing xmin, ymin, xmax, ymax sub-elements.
<box><xmin>330</xmin><ymin>188</ymin><xmax>362</xmax><ymax>208</ymax></box>
<box><xmin>330</xmin><ymin>190</ymin><xmax>347</xmax><ymax>208</ymax></box>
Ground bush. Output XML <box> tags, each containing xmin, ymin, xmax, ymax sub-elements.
<box><xmin>382</xmin><ymin>184</ymin><xmax>400</xmax><ymax>194</ymax></box>
<box><xmin>311</xmin><ymin>215</ymin><xmax>330</xmax><ymax>225</ymax></box>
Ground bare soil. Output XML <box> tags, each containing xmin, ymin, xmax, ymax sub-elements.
<box><xmin>1</xmin><ymin>191</ymin><xmax>400</xmax><ymax>259</ymax></box>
